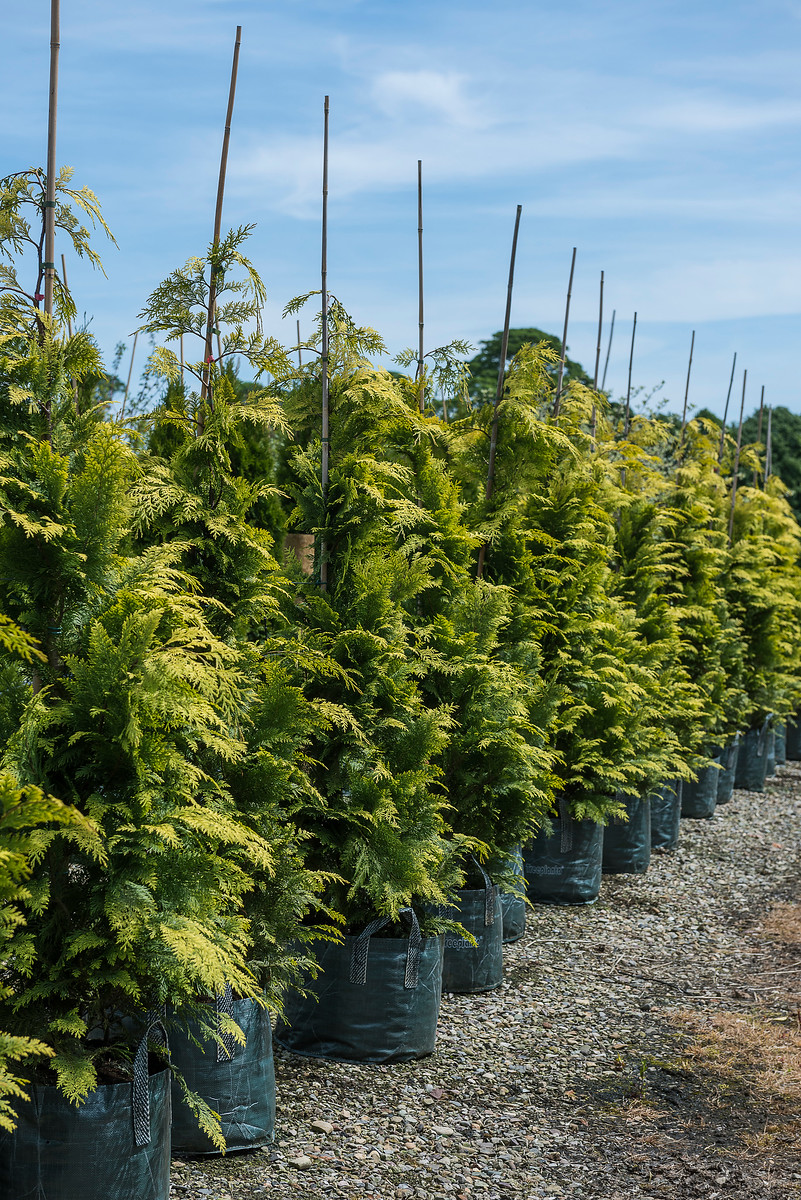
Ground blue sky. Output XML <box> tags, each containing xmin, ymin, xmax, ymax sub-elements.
<box><xmin>3</xmin><ymin>0</ymin><xmax>801</xmax><ymax>418</ymax></box>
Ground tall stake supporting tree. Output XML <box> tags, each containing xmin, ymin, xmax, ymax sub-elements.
<box><xmin>201</xmin><ymin>25</ymin><xmax>242</xmax><ymax>408</ymax></box>
<box><xmin>119</xmin><ymin>331</ymin><xmax>138</xmax><ymax>421</ymax></box>
<box><xmin>766</xmin><ymin>405</ymin><xmax>773</xmax><ymax>481</ymax></box>
<box><xmin>601</xmin><ymin>308</ymin><xmax>615</xmax><ymax>391</ymax></box>
<box><xmin>728</xmin><ymin>369</ymin><xmax>747</xmax><ymax>544</ymax></box>
<box><xmin>417</xmin><ymin>159</ymin><xmax>425</xmax><ymax>413</ymax></box>
<box><xmin>754</xmin><ymin>385</ymin><xmax>765</xmax><ymax>486</ymax></box>
<box><xmin>320</xmin><ymin>95</ymin><xmax>330</xmax><ymax>591</ymax></box>
<box><xmin>624</xmin><ymin>311</ymin><xmax>637</xmax><ymax>437</ymax></box>
<box><xmin>553</xmin><ymin>246</ymin><xmax>577</xmax><ymax>418</ymax></box>
<box><xmin>679</xmin><ymin>329</ymin><xmax>695</xmax><ymax>446</ymax></box>
<box><xmin>593</xmin><ymin>271</ymin><xmax>604</xmax><ymax>388</ymax></box>
<box><xmin>43</xmin><ymin>0</ymin><xmax>60</xmax><ymax>320</ymax></box>
<box><xmin>717</xmin><ymin>350</ymin><xmax>737</xmax><ymax>469</ymax></box>
<box><xmin>296</xmin><ymin>319</ymin><xmax>302</xmax><ymax>367</ymax></box>
<box><xmin>591</xmin><ymin>270</ymin><xmax>604</xmax><ymax>442</ymax></box>
<box><xmin>476</xmin><ymin>204</ymin><xmax>522</xmax><ymax>580</ymax></box>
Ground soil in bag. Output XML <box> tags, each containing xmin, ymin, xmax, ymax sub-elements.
<box><xmin>275</xmin><ymin>908</ymin><xmax>443</xmax><ymax>1063</ymax></box>
<box><xmin>682</xmin><ymin>754</ymin><xmax>721</xmax><ymax>818</ymax></box>
<box><xmin>650</xmin><ymin>780</ymin><xmax>682</xmax><ymax>851</ymax></box>
<box><xmin>486</xmin><ymin>845</ymin><xmax>526</xmax><ymax>944</ymax></box>
<box><xmin>440</xmin><ymin>866</ymin><xmax>504</xmax><ymax>993</ymax></box>
<box><xmin>735</xmin><ymin>721</ymin><xmax>772</xmax><ymax>792</ymax></box>
<box><xmin>602</xmin><ymin>794</ymin><xmax>651</xmax><ymax>874</ymax></box>
<box><xmin>716</xmin><ymin>737</ymin><xmax>740</xmax><ymax>806</ymax></box>
<box><xmin>170</xmin><ymin>992</ymin><xmax>274</xmax><ymax>1155</ymax></box>
<box><xmin>0</xmin><ymin>1030</ymin><xmax>170</xmax><ymax>1200</ymax></box>
<box><xmin>523</xmin><ymin>813</ymin><xmax>603</xmax><ymax>904</ymax></box>
<box><xmin>786</xmin><ymin>715</ymin><xmax>801</xmax><ymax>761</ymax></box>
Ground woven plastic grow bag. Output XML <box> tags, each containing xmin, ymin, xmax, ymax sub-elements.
<box><xmin>716</xmin><ymin>737</ymin><xmax>740</xmax><ymax>806</ymax></box>
<box><xmin>735</xmin><ymin>719</ymin><xmax>772</xmax><ymax>792</ymax></box>
<box><xmin>786</xmin><ymin>715</ymin><xmax>801</xmax><ymax>761</ymax></box>
<box><xmin>487</xmin><ymin>845</ymin><xmax>526</xmax><ymax>944</ymax></box>
<box><xmin>682</xmin><ymin>754</ymin><xmax>721</xmax><ymax>818</ymax></box>
<box><xmin>170</xmin><ymin>991</ymin><xmax>274</xmax><ymax>1155</ymax></box>
<box><xmin>0</xmin><ymin>1023</ymin><xmax>170</xmax><ymax>1200</ymax></box>
<box><xmin>766</xmin><ymin>728</ymin><xmax>777</xmax><ymax>777</ymax></box>
<box><xmin>650</xmin><ymin>780</ymin><xmax>682</xmax><ymax>851</ymax></box>
<box><xmin>775</xmin><ymin>723</ymin><xmax>787</xmax><ymax>766</ymax></box>
<box><xmin>602</xmin><ymin>794</ymin><xmax>651</xmax><ymax>874</ymax></box>
<box><xmin>275</xmin><ymin>908</ymin><xmax>443</xmax><ymax>1063</ymax></box>
<box><xmin>523</xmin><ymin>812</ymin><xmax>603</xmax><ymax>905</ymax></box>
<box><xmin>440</xmin><ymin>865</ymin><xmax>503</xmax><ymax>994</ymax></box>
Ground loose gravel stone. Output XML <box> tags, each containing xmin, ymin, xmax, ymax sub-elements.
<box><xmin>172</xmin><ymin>768</ymin><xmax>801</xmax><ymax>1199</ymax></box>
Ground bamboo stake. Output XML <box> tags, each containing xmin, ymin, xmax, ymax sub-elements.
<box><xmin>728</xmin><ymin>370</ymin><xmax>747</xmax><ymax>545</ymax></box>
<box><xmin>624</xmin><ymin>312</ymin><xmax>637</xmax><ymax>437</ymax></box>
<box><xmin>119</xmin><ymin>332</ymin><xmax>138</xmax><ymax>421</ymax></box>
<box><xmin>296</xmin><ymin>319</ymin><xmax>303</xmax><ymax>367</ymax></box>
<box><xmin>201</xmin><ymin>25</ymin><xmax>242</xmax><ymax>409</ymax></box>
<box><xmin>601</xmin><ymin>308</ymin><xmax>616</xmax><ymax>391</ymax></box>
<box><xmin>593</xmin><ymin>271</ymin><xmax>604</xmax><ymax>388</ymax></box>
<box><xmin>43</xmin><ymin>0</ymin><xmax>60</xmax><ymax>319</ymax></box>
<box><xmin>417</xmin><ymin>159</ymin><xmax>425</xmax><ymax>413</ymax></box>
<box><xmin>590</xmin><ymin>271</ymin><xmax>603</xmax><ymax>443</ymax></box>
<box><xmin>717</xmin><ymin>351</ymin><xmax>737</xmax><ymax>468</ymax></box>
<box><xmin>476</xmin><ymin>204</ymin><xmax>522</xmax><ymax>580</ymax></box>
<box><xmin>754</xmin><ymin>385</ymin><xmax>765</xmax><ymax>486</ymax></box>
<box><xmin>180</xmin><ymin>335</ymin><xmax>184</xmax><ymax>389</ymax></box>
<box><xmin>766</xmin><ymin>405</ymin><xmax>773</xmax><ymax>482</ymax></box>
<box><xmin>320</xmin><ymin>95</ymin><xmax>330</xmax><ymax>592</ymax></box>
<box><xmin>553</xmin><ymin>246</ymin><xmax>576</xmax><ymax>419</ymax></box>
<box><xmin>679</xmin><ymin>329</ymin><xmax>695</xmax><ymax>446</ymax></box>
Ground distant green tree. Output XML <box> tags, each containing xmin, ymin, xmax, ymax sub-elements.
<box><xmin>467</xmin><ymin>328</ymin><xmax>592</xmax><ymax>401</ymax></box>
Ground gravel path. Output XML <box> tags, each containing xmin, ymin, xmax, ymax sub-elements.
<box><xmin>171</xmin><ymin>767</ymin><xmax>801</xmax><ymax>1200</ymax></box>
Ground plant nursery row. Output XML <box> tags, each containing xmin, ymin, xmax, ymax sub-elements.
<box><xmin>0</xmin><ymin>169</ymin><xmax>799</xmax><ymax>1200</ymax></box>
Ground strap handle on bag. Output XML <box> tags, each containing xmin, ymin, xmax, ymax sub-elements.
<box><xmin>215</xmin><ymin>982</ymin><xmax>237</xmax><ymax>1063</ymax></box>
<box><xmin>350</xmin><ymin>907</ymin><xmax>423</xmax><ymax>990</ymax></box>
<box><xmin>757</xmin><ymin>713</ymin><xmax>773</xmax><ymax>758</ymax></box>
<box><xmin>470</xmin><ymin>856</ymin><xmax>496</xmax><ymax>928</ymax></box>
<box><xmin>132</xmin><ymin>1011</ymin><xmax>168</xmax><ymax>1149</ymax></box>
<box><xmin>558</xmin><ymin>795</ymin><xmax>574</xmax><ymax>853</ymax></box>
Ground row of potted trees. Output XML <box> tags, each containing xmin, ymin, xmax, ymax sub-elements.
<box><xmin>1</xmin><ymin>173</ymin><xmax>801</xmax><ymax>1197</ymax></box>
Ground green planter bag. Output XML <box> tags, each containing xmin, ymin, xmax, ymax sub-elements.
<box><xmin>487</xmin><ymin>846</ymin><xmax>526</xmax><ymax>944</ymax></box>
<box><xmin>766</xmin><ymin>728</ymin><xmax>777</xmax><ymax>777</ymax></box>
<box><xmin>735</xmin><ymin>721</ymin><xmax>772</xmax><ymax>792</ymax></box>
<box><xmin>170</xmin><ymin>992</ymin><xmax>275</xmax><ymax>1155</ymax></box>
<box><xmin>775</xmin><ymin>723</ymin><xmax>787</xmax><ymax>766</ymax></box>
<box><xmin>682</xmin><ymin>754</ymin><xmax>721</xmax><ymax>818</ymax></box>
<box><xmin>786</xmin><ymin>716</ymin><xmax>801</xmax><ymax>760</ymax></box>
<box><xmin>602</xmin><ymin>795</ymin><xmax>651</xmax><ymax>875</ymax></box>
<box><xmin>440</xmin><ymin>865</ymin><xmax>504</xmax><ymax>993</ymax></box>
<box><xmin>275</xmin><ymin>909</ymin><xmax>443</xmax><ymax>1063</ymax></box>
<box><xmin>716</xmin><ymin>738</ymin><xmax>740</xmax><ymax>805</ymax></box>
<box><xmin>650</xmin><ymin>781</ymin><xmax>682</xmax><ymax>851</ymax></box>
<box><xmin>0</xmin><ymin>1027</ymin><xmax>170</xmax><ymax>1200</ymax></box>
<box><xmin>523</xmin><ymin>813</ymin><xmax>603</xmax><ymax>905</ymax></box>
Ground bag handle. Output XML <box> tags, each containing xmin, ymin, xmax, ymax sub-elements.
<box><xmin>470</xmin><ymin>856</ymin><xmax>496</xmax><ymax>928</ymax></box>
<box><xmin>349</xmin><ymin>907</ymin><xmax>423</xmax><ymax>990</ymax></box>
<box><xmin>132</xmin><ymin>1011</ymin><xmax>169</xmax><ymax>1149</ymax></box>
<box><xmin>558</xmin><ymin>796</ymin><xmax>574</xmax><ymax>852</ymax></box>
<box><xmin>215</xmin><ymin>982</ymin><xmax>237</xmax><ymax>1063</ymax></box>
<box><xmin>757</xmin><ymin>713</ymin><xmax>773</xmax><ymax>758</ymax></box>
